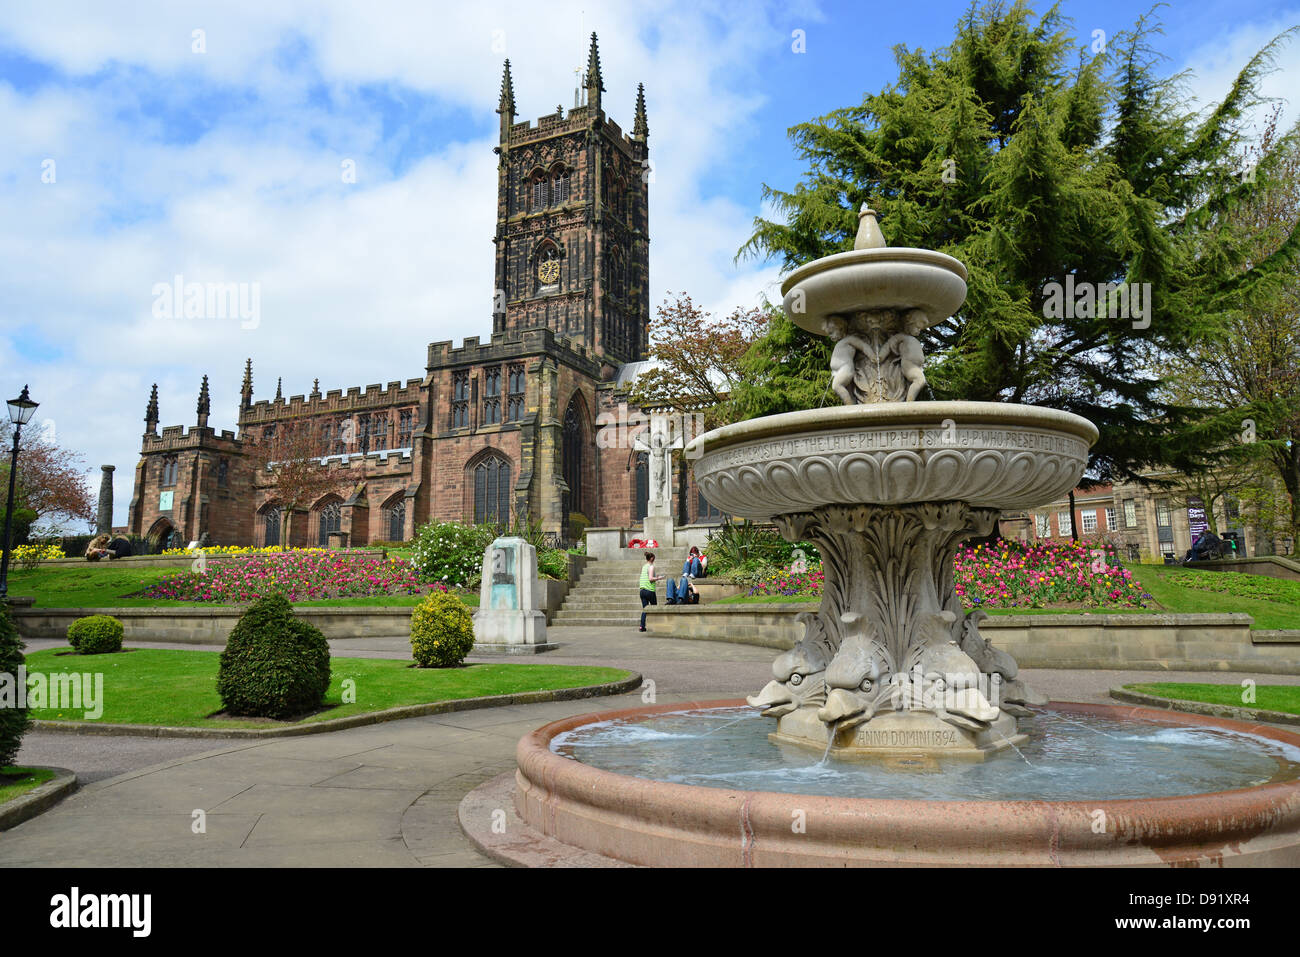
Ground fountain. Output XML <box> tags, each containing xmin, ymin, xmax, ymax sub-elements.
<box><xmin>705</xmin><ymin>206</ymin><xmax>1090</xmax><ymax>761</ymax></box>
<box><xmin>463</xmin><ymin>206</ymin><xmax>1300</xmax><ymax>867</ymax></box>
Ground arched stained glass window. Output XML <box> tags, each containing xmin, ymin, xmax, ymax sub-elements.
<box><xmin>317</xmin><ymin>500</ymin><xmax>341</xmax><ymax>547</ymax></box>
<box><xmin>473</xmin><ymin>457</ymin><xmax>511</xmax><ymax>525</ymax></box>
<box><xmin>264</xmin><ymin>506</ymin><xmax>282</xmax><ymax>547</ymax></box>
<box><xmin>563</xmin><ymin>399</ymin><xmax>585</xmax><ymax>518</ymax></box>
<box><xmin>386</xmin><ymin>500</ymin><xmax>406</xmax><ymax>542</ymax></box>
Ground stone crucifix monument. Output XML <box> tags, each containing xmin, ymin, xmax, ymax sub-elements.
<box><xmin>633</xmin><ymin>414</ymin><xmax>679</xmax><ymax>545</ymax></box>
<box><xmin>472</xmin><ymin>536</ymin><xmax>556</xmax><ymax>654</ymax></box>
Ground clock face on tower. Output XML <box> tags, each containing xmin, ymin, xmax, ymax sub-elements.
<box><xmin>537</xmin><ymin>258</ymin><xmax>560</xmax><ymax>285</ymax></box>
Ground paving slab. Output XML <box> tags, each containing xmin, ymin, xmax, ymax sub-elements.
<box><xmin>9</xmin><ymin>624</ymin><xmax>1299</xmax><ymax>867</ymax></box>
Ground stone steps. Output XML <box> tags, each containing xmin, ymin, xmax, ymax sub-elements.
<box><xmin>554</xmin><ymin>555</ymin><xmax>696</xmax><ymax>626</ymax></box>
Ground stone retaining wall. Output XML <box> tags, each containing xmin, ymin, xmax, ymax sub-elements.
<box><xmin>1185</xmin><ymin>555</ymin><xmax>1300</xmax><ymax>582</ymax></box>
<box><xmin>644</xmin><ymin>604</ymin><xmax>1300</xmax><ymax>673</ymax></box>
<box><xmin>14</xmin><ymin>580</ymin><xmax>571</xmax><ymax>642</ymax></box>
<box><xmin>13</xmin><ymin>605</ymin><xmax>418</xmax><ymax>643</ymax></box>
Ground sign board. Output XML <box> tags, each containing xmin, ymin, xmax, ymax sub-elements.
<box><xmin>488</xmin><ymin>545</ymin><xmax>518</xmax><ymax>610</ymax></box>
<box><xmin>158</xmin><ymin>490</ymin><xmax>174</xmax><ymax>511</ymax></box>
<box><xmin>1186</xmin><ymin>498</ymin><xmax>1208</xmax><ymax>538</ymax></box>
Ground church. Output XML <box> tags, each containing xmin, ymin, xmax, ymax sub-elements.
<box><xmin>125</xmin><ymin>35</ymin><xmax>723</xmax><ymax>550</ymax></box>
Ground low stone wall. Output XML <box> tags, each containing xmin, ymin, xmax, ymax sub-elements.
<box><xmin>692</xmin><ymin>580</ymin><xmax>745</xmax><ymax>603</ymax></box>
<box><xmin>644</xmin><ymin>603</ymin><xmax>1300</xmax><ymax>673</ymax></box>
<box><xmin>645</xmin><ymin>603</ymin><xmax>817</xmax><ymax>649</ymax></box>
<box><xmin>540</xmin><ymin>578</ymin><xmax>569</xmax><ymax>624</ymax></box>
<box><xmin>13</xmin><ymin>605</ymin><xmax>416</xmax><ymax>644</ymax></box>
<box><xmin>14</xmin><ymin>579</ymin><xmax>569</xmax><ymax>641</ymax></box>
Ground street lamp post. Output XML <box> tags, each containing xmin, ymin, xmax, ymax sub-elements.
<box><xmin>0</xmin><ymin>385</ymin><xmax>40</xmax><ymax>600</ymax></box>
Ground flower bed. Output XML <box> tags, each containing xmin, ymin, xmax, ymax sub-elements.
<box><xmin>743</xmin><ymin>564</ymin><xmax>825</xmax><ymax>598</ymax></box>
<box><xmin>741</xmin><ymin>539</ymin><xmax>1150</xmax><ymax>609</ymax></box>
<box><xmin>11</xmin><ymin>543</ymin><xmax>65</xmax><ymax>566</ymax></box>
<box><xmin>161</xmin><ymin>545</ymin><xmax>332</xmax><ymax>556</ymax></box>
<box><xmin>955</xmin><ymin>540</ymin><xmax>1149</xmax><ymax>608</ymax></box>
<box><xmin>138</xmin><ymin>552</ymin><xmax>440</xmax><ymax>603</ymax></box>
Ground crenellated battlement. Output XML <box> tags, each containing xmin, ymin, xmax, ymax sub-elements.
<box><xmin>426</xmin><ymin>328</ymin><xmax>604</xmax><ymax>374</ymax></box>
<box><xmin>143</xmin><ymin>425</ymin><xmax>243</xmax><ymax>454</ymax></box>
<box><xmin>240</xmin><ymin>377</ymin><xmax>424</xmax><ymax>424</ymax></box>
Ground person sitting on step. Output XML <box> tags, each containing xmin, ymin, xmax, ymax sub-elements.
<box><xmin>666</xmin><ymin>547</ymin><xmax>703</xmax><ymax>604</ymax></box>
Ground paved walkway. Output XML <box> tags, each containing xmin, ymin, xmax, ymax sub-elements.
<box><xmin>6</xmin><ymin>626</ymin><xmax>1300</xmax><ymax>867</ymax></box>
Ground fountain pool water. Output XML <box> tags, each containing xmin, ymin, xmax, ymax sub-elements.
<box><xmin>551</xmin><ymin>706</ymin><xmax>1300</xmax><ymax>802</ymax></box>
<box><xmin>462</xmin><ymin>204</ymin><xmax>1300</xmax><ymax>867</ymax></box>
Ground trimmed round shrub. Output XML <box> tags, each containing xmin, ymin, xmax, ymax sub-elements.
<box><xmin>67</xmin><ymin>615</ymin><xmax>124</xmax><ymax>655</ymax></box>
<box><xmin>217</xmin><ymin>594</ymin><xmax>331</xmax><ymax>719</ymax></box>
<box><xmin>0</xmin><ymin>600</ymin><xmax>33</xmax><ymax>768</ymax></box>
<box><xmin>410</xmin><ymin>592</ymin><xmax>475</xmax><ymax>668</ymax></box>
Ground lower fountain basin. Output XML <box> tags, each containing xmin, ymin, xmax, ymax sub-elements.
<box><xmin>686</xmin><ymin>402</ymin><xmax>1098</xmax><ymax>518</ymax></box>
<box><xmin>511</xmin><ymin>699</ymin><xmax>1300</xmax><ymax>867</ymax></box>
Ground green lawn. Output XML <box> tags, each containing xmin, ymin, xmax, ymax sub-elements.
<box><xmin>23</xmin><ymin>647</ymin><xmax>630</xmax><ymax>728</ymax></box>
<box><xmin>1134</xmin><ymin>564</ymin><xmax>1300</xmax><ymax>630</ymax></box>
<box><xmin>1124</xmin><ymin>682</ymin><xmax>1300</xmax><ymax>716</ymax></box>
<box><xmin>0</xmin><ymin>767</ymin><xmax>57</xmax><ymax>805</ymax></box>
<box><xmin>7</xmin><ymin>565</ymin><xmax>477</xmax><ymax>609</ymax></box>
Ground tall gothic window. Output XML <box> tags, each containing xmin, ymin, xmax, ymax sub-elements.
<box><xmin>506</xmin><ymin>364</ymin><xmax>525</xmax><ymax>421</ymax></box>
<box><xmin>369</xmin><ymin>412</ymin><xmax>387</xmax><ymax>450</ymax></box>
<box><xmin>317</xmin><ymin>500</ymin><xmax>341</xmax><ymax>547</ymax></box>
<box><xmin>530</xmin><ymin>171</ymin><xmax>547</xmax><ymax>210</ymax></box>
<box><xmin>473</xmin><ymin>456</ymin><xmax>511</xmax><ymax>525</ymax></box>
<box><xmin>562</xmin><ymin>398</ymin><xmax>585</xmax><ymax>518</ymax></box>
<box><xmin>483</xmin><ymin>366</ymin><xmax>501</xmax><ymax>425</ymax></box>
<box><xmin>606</xmin><ymin>246</ymin><xmax>626</xmax><ymax>302</ymax></box>
<box><xmin>451</xmin><ymin>372</ymin><xmax>469</xmax><ymax>429</ymax></box>
<box><xmin>398</xmin><ymin>409</ymin><xmax>414</xmax><ymax>446</ymax></box>
<box><xmin>320</xmin><ymin>422</ymin><xmax>331</xmax><ymax>455</ymax></box>
<box><xmin>217</xmin><ymin>458</ymin><xmax>229</xmax><ymax>488</ymax></box>
<box><xmin>385</xmin><ymin>498</ymin><xmax>406</xmax><ymax>542</ymax></box>
<box><xmin>161</xmin><ymin>456</ymin><xmax>179</xmax><ymax>487</ymax></box>
<box><xmin>264</xmin><ymin>506</ymin><xmax>281</xmax><ymax>547</ymax></box>
<box><xmin>551</xmin><ymin>166</ymin><xmax>569</xmax><ymax>204</ymax></box>
<box><xmin>635</xmin><ymin>452</ymin><xmax>648</xmax><ymax>522</ymax></box>
<box><xmin>357</xmin><ymin>413</ymin><xmax>371</xmax><ymax>454</ymax></box>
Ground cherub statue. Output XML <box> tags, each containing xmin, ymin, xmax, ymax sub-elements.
<box><xmin>825</xmin><ymin>316</ymin><xmax>873</xmax><ymax>405</ymax></box>
<box><xmin>884</xmin><ymin>308</ymin><xmax>929</xmax><ymax>402</ymax></box>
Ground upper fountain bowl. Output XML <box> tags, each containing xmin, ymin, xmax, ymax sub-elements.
<box><xmin>685</xmin><ymin>402</ymin><xmax>1098</xmax><ymax>520</ymax></box>
<box><xmin>780</xmin><ymin>247</ymin><xmax>968</xmax><ymax>335</ymax></box>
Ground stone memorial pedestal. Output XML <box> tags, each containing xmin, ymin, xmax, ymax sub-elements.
<box><xmin>472</xmin><ymin>537</ymin><xmax>556</xmax><ymax>655</ymax></box>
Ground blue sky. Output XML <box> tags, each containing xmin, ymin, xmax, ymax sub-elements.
<box><xmin>1</xmin><ymin>0</ymin><xmax>1296</xmax><ymax>527</ymax></box>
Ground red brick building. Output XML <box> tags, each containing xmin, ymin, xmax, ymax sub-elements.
<box><xmin>126</xmin><ymin>36</ymin><xmax>722</xmax><ymax>549</ymax></box>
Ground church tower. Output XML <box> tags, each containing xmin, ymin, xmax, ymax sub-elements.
<box><xmin>492</xmin><ymin>33</ymin><xmax>649</xmax><ymax>365</ymax></box>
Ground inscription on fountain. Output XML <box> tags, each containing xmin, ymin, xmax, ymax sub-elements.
<box><xmin>711</xmin><ymin>430</ymin><xmax>1087</xmax><ymax>467</ymax></box>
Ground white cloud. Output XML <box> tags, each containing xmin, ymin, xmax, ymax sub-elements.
<box><xmin>1177</xmin><ymin>9</ymin><xmax>1300</xmax><ymax>141</ymax></box>
<box><xmin>0</xmin><ymin>1</ymin><xmax>790</xmax><ymax>527</ymax></box>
